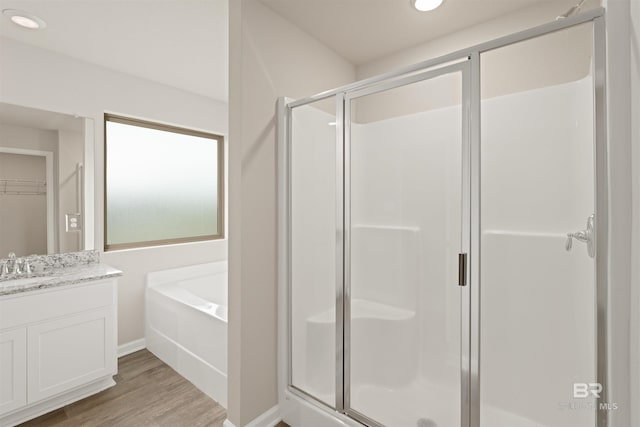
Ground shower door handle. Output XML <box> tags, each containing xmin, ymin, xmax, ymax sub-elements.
<box><xmin>458</xmin><ymin>253</ymin><xmax>467</xmax><ymax>286</ymax></box>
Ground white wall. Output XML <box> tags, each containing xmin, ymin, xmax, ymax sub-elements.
<box><xmin>0</xmin><ymin>151</ymin><xmax>48</xmax><ymax>256</ymax></box>
<box><xmin>630</xmin><ymin>0</ymin><xmax>640</xmax><ymax>425</ymax></box>
<box><xmin>0</xmin><ymin>123</ymin><xmax>58</xmax><ymax>153</ymax></box>
<box><xmin>1</xmin><ymin>122</ymin><xmax>85</xmax><ymax>255</ymax></box>
<box><xmin>354</xmin><ymin>2</ymin><xmax>596</xmax><ymax>125</ymax></box>
<box><xmin>603</xmin><ymin>1</ymin><xmax>632</xmax><ymax>426</ymax></box>
<box><xmin>0</xmin><ymin>36</ymin><xmax>229</xmax><ymax>346</ymax></box>
<box><xmin>357</xmin><ymin>2</ymin><xmax>599</xmax><ymax>80</ymax></box>
<box><xmin>0</xmin><ymin>124</ymin><xmax>57</xmax><ymax>256</ymax></box>
<box><xmin>228</xmin><ymin>0</ymin><xmax>355</xmax><ymax>424</ymax></box>
<box><xmin>57</xmin><ymin>129</ymin><xmax>84</xmax><ymax>253</ymax></box>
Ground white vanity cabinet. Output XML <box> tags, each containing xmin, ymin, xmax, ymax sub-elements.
<box><xmin>0</xmin><ymin>329</ymin><xmax>27</xmax><ymax>415</ymax></box>
<box><xmin>0</xmin><ymin>276</ymin><xmax>118</xmax><ymax>426</ymax></box>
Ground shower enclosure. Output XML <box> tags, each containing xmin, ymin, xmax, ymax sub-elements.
<box><xmin>278</xmin><ymin>9</ymin><xmax>607</xmax><ymax>427</ymax></box>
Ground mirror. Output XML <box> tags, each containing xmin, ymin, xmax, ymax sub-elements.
<box><xmin>0</xmin><ymin>102</ymin><xmax>93</xmax><ymax>257</ymax></box>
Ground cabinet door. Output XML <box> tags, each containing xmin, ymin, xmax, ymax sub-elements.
<box><xmin>0</xmin><ymin>328</ymin><xmax>27</xmax><ymax>415</ymax></box>
<box><xmin>27</xmin><ymin>308</ymin><xmax>116</xmax><ymax>403</ymax></box>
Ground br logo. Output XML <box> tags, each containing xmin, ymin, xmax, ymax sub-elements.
<box><xmin>573</xmin><ymin>383</ymin><xmax>602</xmax><ymax>398</ymax></box>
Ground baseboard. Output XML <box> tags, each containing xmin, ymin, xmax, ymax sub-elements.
<box><xmin>117</xmin><ymin>338</ymin><xmax>146</xmax><ymax>357</ymax></box>
<box><xmin>223</xmin><ymin>405</ymin><xmax>281</xmax><ymax>427</ymax></box>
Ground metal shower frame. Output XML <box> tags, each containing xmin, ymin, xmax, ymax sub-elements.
<box><xmin>277</xmin><ymin>7</ymin><xmax>607</xmax><ymax>427</ymax></box>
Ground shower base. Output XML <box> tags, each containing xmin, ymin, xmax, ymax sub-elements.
<box><xmin>293</xmin><ymin>379</ymin><xmax>547</xmax><ymax>427</ymax></box>
<box><xmin>351</xmin><ymin>379</ymin><xmax>547</xmax><ymax>427</ymax></box>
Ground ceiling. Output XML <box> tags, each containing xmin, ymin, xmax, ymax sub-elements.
<box><xmin>0</xmin><ymin>102</ymin><xmax>83</xmax><ymax>132</ymax></box>
<box><xmin>0</xmin><ymin>0</ymin><xmax>228</xmax><ymax>102</ymax></box>
<box><xmin>261</xmin><ymin>0</ymin><xmax>581</xmax><ymax>65</ymax></box>
<box><xmin>0</xmin><ymin>0</ymin><xmax>587</xmax><ymax>103</ymax></box>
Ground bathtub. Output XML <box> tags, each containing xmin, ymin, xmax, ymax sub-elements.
<box><xmin>145</xmin><ymin>261</ymin><xmax>227</xmax><ymax>407</ymax></box>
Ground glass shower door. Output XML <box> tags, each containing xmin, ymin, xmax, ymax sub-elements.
<box><xmin>479</xmin><ymin>23</ymin><xmax>598</xmax><ymax>427</ymax></box>
<box><xmin>289</xmin><ymin>96</ymin><xmax>339</xmax><ymax>407</ymax></box>
<box><xmin>345</xmin><ymin>62</ymin><xmax>470</xmax><ymax>427</ymax></box>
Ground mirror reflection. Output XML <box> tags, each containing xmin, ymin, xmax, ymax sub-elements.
<box><xmin>0</xmin><ymin>102</ymin><xmax>91</xmax><ymax>257</ymax></box>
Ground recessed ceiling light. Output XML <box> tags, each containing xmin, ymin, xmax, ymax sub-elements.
<box><xmin>412</xmin><ymin>0</ymin><xmax>444</xmax><ymax>12</ymax></box>
<box><xmin>2</xmin><ymin>9</ymin><xmax>47</xmax><ymax>30</ymax></box>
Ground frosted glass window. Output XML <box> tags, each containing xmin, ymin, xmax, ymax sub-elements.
<box><xmin>105</xmin><ymin>115</ymin><xmax>224</xmax><ymax>250</ymax></box>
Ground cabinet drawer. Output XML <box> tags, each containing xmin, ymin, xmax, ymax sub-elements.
<box><xmin>27</xmin><ymin>307</ymin><xmax>116</xmax><ymax>403</ymax></box>
<box><xmin>0</xmin><ymin>328</ymin><xmax>27</xmax><ymax>416</ymax></box>
<box><xmin>0</xmin><ymin>279</ymin><xmax>115</xmax><ymax>330</ymax></box>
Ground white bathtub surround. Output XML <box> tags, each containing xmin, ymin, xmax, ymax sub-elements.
<box><xmin>146</xmin><ymin>261</ymin><xmax>228</xmax><ymax>407</ymax></box>
<box><xmin>0</xmin><ymin>268</ymin><xmax>120</xmax><ymax>426</ymax></box>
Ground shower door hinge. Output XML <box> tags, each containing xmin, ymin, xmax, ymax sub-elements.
<box><xmin>458</xmin><ymin>253</ymin><xmax>467</xmax><ymax>286</ymax></box>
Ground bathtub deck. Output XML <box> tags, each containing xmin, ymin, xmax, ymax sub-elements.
<box><xmin>17</xmin><ymin>349</ymin><xmax>227</xmax><ymax>427</ymax></box>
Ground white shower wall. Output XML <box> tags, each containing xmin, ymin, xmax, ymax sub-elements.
<box><xmin>480</xmin><ymin>77</ymin><xmax>595</xmax><ymax>427</ymax></box>
<box><xmin>289</xmin><ymin>76</ymin><xmax>594</xmax><ymax>427</ymax></box>
<box><xmin>481</xmin><ymin>78</ymin><xmax>594</xmax><ymax>233</ymax></box>
<box><xmin>350</xmin><ymin>76</ymin><xmax>595</xmax><ymax>426</ymax></box>
<box><xmin>351</xmin><ymin>104</ymin><xmax>463</xmax><ymax>389</ymax></box>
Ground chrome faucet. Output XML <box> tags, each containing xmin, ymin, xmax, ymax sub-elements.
<box><xmin>23</xmin><ymin>259</ymin><xmax>32</xmax><ymax>275</ymax></box>
<box><xmin>7</xmin><ymin>252</ymin><xmax>21</xmax><ymax>275</ymax></box>
<box><xmin>1</xmin><ymin>252</ymin><xmax>32</xmax><ymax>277</ymax></box>
<box><xmin>566</xmin><ymin>214</ymin><xmax>595</xmax><ymax>258</ymax></box>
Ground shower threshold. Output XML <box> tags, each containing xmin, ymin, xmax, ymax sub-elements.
<box><xmin>350</xmin><ymin>379</ymin><xmax>548</xmax><ymax>427</ymax></box>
